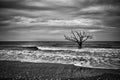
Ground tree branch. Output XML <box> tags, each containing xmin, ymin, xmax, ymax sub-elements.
<box><xmin>64</xmin><ymin>35</ymin><xmax>77</xmax><ymax>42</ymax></box>
<box><xmin>64</xmin><ymin>30</ymin><xmax>93</xmax><ymax>49</ymax></box>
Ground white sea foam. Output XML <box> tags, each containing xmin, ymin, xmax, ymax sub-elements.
<box><xmin>37</xmin><ymin>46</ymin><xmax>120</xmax><ymax>53</ymax></box>
<box><xmin>0</xmin><ymin>47</ymin><xmax>120</xmax><ymax>69</ymax></box>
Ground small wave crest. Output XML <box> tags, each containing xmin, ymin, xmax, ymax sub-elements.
<box><xmin>37</xmin><ymin>46</ymin><xmax>71</xmax><ymax>51</ymax></box>
<box><xmin>37</xmin><ymin>46</ymin><xmax>120</xmax><ymax>53</ymax></box>
<box><xmin>37</xmin><ymin>46</ymin><xmax>91</xmax><ymax>52</ymax></box>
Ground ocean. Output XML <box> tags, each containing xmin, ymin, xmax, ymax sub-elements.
<box><xmin>0</xmin><ymin>41</ymin><xmax>120</xmax><ymax>49</ymax></box>
<box><xmin>0</xmin><ymin>41</ymin><xmax>120</xmax><ymax>69</ymax></box>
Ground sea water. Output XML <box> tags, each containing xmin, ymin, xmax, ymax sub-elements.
<box><xmin>0</xmin><ymin>41</ymin><xmax>120</xmax><ymax>69</ymax></box>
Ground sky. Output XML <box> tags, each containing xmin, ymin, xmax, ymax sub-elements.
<box><xmin>0</xmin><ymin>0</ymin><xmax>120</xmax><ymax>41</ymax></box>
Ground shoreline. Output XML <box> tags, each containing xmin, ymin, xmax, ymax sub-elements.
<box><xmin>0</xmin><ymin>60</ymin><xmax>120</xmax><ymax>80</ymax></box>
<box><xmin>0</xmin><ymin>47</ymin><xmax>120</xmax><ymax>70</ymax></box>
<box><xmin>0</xmin><ymin>59</ymin><xmax>119</xmax><ymax>70</ymax></box>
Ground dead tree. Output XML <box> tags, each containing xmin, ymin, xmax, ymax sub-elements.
<box><xmin>64</xmin><ymin>30</ymin><xmax>92</xmax><ymax>49</ymax></box>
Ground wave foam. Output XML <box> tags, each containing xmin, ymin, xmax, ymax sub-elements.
<box><xmin>37</xmin><ymin>46</ymin><xmax>120</xmax><ymax>53</ymax></box>
<box><xmin>0</xmin><ymin>47</ymin><xmax>120</xmax><ymax>69</ymax></box>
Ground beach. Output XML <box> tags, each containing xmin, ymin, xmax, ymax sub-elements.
<box><xmin>0</xmin><ymin>41</ymin><xmax>120</xmax><ymax>80</ymax></box>
<box><xmin>0</xmin><ymin>61</ymin><xmax>120</xmax><ymax>80</ymax></box>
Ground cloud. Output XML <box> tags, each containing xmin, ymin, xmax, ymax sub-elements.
<box><xmin>87</xmin><ymin>29</ymin><xmax>103</xmax><ymax>32</ymax></box>
<box><xmin>80</xmin><ymin>5</ymin><xmax>117</xmax><ymax>12</ymax></box>
<box><xmin>49</xmin><ymin>30</ymin><xmax>65</xmax><ymax>34</ymax></box>
<box><xmin>0</xmin><ymin>0</ymin><xmax>54</xmax><ymax>11</ymax></box>
<box><xmin>24</xmin><ymin>0</ymin><xmax>76</xmax><ymax>7</ymax></box>
<box><xmin>0</xmin><ymin>0</ymin><xmax>120</xmax><ymax>41</ymax></box>
<box><xmin>6</xmin><ymin>16</ymin><xmax>106</xmax><ymax>27</ymax></box>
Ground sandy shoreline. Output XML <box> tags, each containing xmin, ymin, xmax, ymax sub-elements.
<box><xmin>0</xmin><ymin>60</ymin><xmax>120</xmax><ymax>80</ymax></box>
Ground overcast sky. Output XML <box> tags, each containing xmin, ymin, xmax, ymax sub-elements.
<box><xmin>0</xmin><ymin>0</ymin><xmax>120</xmax><ymax>41</ymax></box>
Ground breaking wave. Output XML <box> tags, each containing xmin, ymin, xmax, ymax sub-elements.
<box><xmin>37</xmin><ymin>46</ymin><xmax>120</xmax><ymax>53</ymax></box>
<box><xmin>0</xmin><ymin>46</ymin><xmax>120</xmax><ymax>69</ymax></box>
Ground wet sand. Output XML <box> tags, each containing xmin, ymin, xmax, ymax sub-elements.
<box><xmin>0</xmin><ymin>60</ymin><xmax>120</xmax><ymax>80</ymax></box>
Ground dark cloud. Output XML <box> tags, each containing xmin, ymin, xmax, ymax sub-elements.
<box><xmin>0</xmin><ymin>0</ymin><xmax>54</xmax><ymax>10</ymax></box>
<box><xmin>79</xmin><ymin>0</ymin><xmax>120</xmax><ymax>6</ymax></box>
<box><xmin>93</xmin><ymin>0</ymin><xmax>120</xmax><ymax>5</ymax></box>
<box><xmin>106</xmin><ymin>10</ymin><xmax>120</xmax><ymax>16</ymax></box>
<box><xmin>0</xmin><ymin>0</ymin><xmax>23</xmax><ymax>9</ymax></box>
<box><xmin>0</xmin><ymin>22</ymin><xmax>10</xmax><ymax>27</ymax></box>
<box><xmin>103</xmin><ymin>17</ymin><xmax>120</xmax><ymax>28</ymax></box>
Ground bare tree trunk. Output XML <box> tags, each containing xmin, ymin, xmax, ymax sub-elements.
<box><xmin>78</xmin><ymin>42</ymin><xmax>82</xmax><ymax>49</ymax></box>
